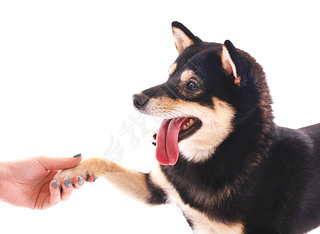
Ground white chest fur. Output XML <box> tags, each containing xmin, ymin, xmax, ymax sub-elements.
<box><xmin>150</xmin><ymin>166</ymin><xmax>244</xmax><ymax>234</ymax></box>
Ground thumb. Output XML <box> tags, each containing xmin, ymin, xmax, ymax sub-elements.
<box><xmin>36</xmin><ymin>155</ymin><xmax>82</xmax><ymax>170</ymax></box>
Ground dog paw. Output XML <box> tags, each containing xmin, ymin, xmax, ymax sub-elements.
<box><xmin>53</xmin><ymin>158</ymin><xmax>99</xmax><ymax>188</ymax></box>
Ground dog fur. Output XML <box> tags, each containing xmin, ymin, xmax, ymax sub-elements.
<box><xmin>54</xmin><ymin>22</ymin><xmax>320</xmax><ymax>233</ymax></box>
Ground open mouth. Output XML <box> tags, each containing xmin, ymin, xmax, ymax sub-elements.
<box><xmin>156</xmin><ymin>117</ymin><xmax>201</xmax><ymax>165</ymax></box>
<box><xmin>178</xmin><ymin>117</ymin><xmax>202</xmax><ymax>141</ymax></box>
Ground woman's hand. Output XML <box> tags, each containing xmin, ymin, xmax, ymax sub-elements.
<box><xmin>0</xmin><ymin>155</ymin><xmax>93</xmax><ymax>209</ymax></box>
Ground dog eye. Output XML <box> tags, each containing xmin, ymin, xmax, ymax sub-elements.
<box><xmin>186</xmin><ymin>81</ymin><xmax>198</xmax><ymax>91</ymax></box>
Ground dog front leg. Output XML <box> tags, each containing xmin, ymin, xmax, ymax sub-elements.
<box><xmin>53</xmin><ymin>158</ymin><xmax>151</xmax><ymax>204</ymax></box>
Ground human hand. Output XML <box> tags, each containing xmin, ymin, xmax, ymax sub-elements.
<box><xmin>0</xmin><ymin>155</ymin><xmax>94</xmax><ymax>209</ymax></box>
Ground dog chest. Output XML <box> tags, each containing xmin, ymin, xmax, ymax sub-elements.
<box><xmin>150</xmin><ymin>165</ymin><xmax>244</xmax><ymax>233</ymax></box>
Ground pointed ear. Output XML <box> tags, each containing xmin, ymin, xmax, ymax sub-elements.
<box><xmin>221</xmin><ymin>40</ymin><xmax>241</xmax><ymax>86</ymax></box>
<box><xmin>171</xmin><ymin>21</ymin><xmax>201</xmax><ymax>54</ymax></box>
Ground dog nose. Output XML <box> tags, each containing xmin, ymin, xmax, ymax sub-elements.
<box><xmin>133</xmin><ymin>94</ymin><xmax>149</xmax><ymax>110</ymax></box>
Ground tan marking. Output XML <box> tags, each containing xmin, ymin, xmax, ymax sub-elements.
<box><xmin>143</xmin><ymin>96</ymin><xmax>235</xmax><ymax>163</ymax></box>
<box><xmin>168</xmin><ymin>62</ymin><xmax>178</xmax><ymax>76</ymax></box>
<box><xmin>180</xmin><ymin>69</ymin><xmax>196</xmax><ymax>82</ymax></box>
<box><xmin>221</xmin><ymin>45</ymin><xmax>241</xmax><ymax>86</ymax></box>
<box><xmin>234</xmin><ymin>78</ymin><xmax>241</xmax><ymax>85</ymax></box>
<box><xmin>172</xmin><ymin>27</ymin><xmax>194</xmax><ymax>54</ymax></box>
<box><xmin>54</xmin><ymin>158</ymin><xmax>150</xmax><ymax>203</ymax></box>
<box><xmin>150</xmin><ymin>166</ymin><xmax>244</xmax><ymax>234</ymax></box>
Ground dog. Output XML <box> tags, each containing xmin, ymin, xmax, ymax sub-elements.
<box><xmin>54</xmin><ymin>22</ymin><xmax>320</xmax><ymax>233</ymax></box>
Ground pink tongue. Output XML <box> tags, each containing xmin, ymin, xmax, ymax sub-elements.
<box><xmin>156</xmin><ymin>118</ymin><xmax>187</xmax><ymax>165</ymax></box>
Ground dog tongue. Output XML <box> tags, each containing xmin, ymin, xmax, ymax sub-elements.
<box><xmin>156</xmin><ymin>118</ymin><xmax>187</xmax><ymax>165</ymax></box>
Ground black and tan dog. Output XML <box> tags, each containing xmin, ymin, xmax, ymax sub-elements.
<box><xmin>55</xmin><ymin>22</ymin><xmax>320</xmax><ymax>233</ymax></box>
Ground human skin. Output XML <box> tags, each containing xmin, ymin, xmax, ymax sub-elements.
<box><xmin>0</xmin><ymin>155</ymin><xmax>95</xmax><ymax>209</ymax></box>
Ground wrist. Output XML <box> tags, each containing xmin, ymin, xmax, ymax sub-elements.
<box><xmin>0</xmin><ymin>162</ymin><xmax>10</xmax><ymax>200</ymax></box>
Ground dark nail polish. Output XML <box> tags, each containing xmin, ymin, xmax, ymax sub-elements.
<box><xmin>52</xmin><ymin>180</ymin><xmax>58</xmax><ymax>189</ymax></box>
<box><xmin>73</xmin><ymin>153</ymin><xmax>81</xmax><ymax>158</ymax></box>
<box><xmin>86</xmin><ymin>174</ymin><xmax>90</xmax><ymax>181</ymax></box>
<box><xmin>64</xmin><ymin>179</ymin><xmax>71</xmax><ymax>188</ymax></box>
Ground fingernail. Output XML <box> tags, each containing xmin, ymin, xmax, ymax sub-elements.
<box><xmin>72</xmin><ymin>153</ymin><xmax>81</xmax><ymax>158</ymax></box>
<box><xmin>86</xmin><ymin>174</ymin><xmax>90</xmax><ymax>181</ymax></box>
<box><xmin>78</xmin><ymin>176</ymin><xmax>84</xmax><ymax>185</ymax></box>
<box><xmin>52</xmin><ymin>180</ymin><xmax>58</xmax><ymax>189</ymax></box>
<box><xmin>64</xmin><ymin>179</ymin><xmax>71</xmax><ymax>188</ymax></box>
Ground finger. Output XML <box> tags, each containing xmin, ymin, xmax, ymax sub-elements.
<box><xmin>36</xmin><ymin>155</ymin><xmax>82</xmax><ymax>171</ymax></box>
<box><xmin>49</xmin><ymin>180</ymin><xmax>61</xmax><ymax>206</ymax></box>
<box><xmin>73</xmin><ymin>176</ymin><xmax>85</xmax><ymax>189</ymax></box>
<box><xmin>61</xmin><ymin>178</ymin><xmax>73</xmax><ymax>201</ymax></box>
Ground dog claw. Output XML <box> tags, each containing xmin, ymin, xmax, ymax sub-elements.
<box><xmin>85</xmin><ymin>173</ymin><xmax>97</xmax><ymax>182</ymax></box>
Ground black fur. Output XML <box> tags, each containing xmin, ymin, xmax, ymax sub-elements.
<box><xmin>136</xmin><ymin>22</ymin><xmax>320</xmax><ymax>233</ymax></box>
<box><xmin>145</xmin><ymin>173</ymin><xmax>167</xmax><ymax>205</ymax></box>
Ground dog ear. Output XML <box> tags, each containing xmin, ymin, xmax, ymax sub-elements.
<box><xmin>171</xmin><ymin>21</ymin><xmax>201</xmax><ymax>54</ymax></box>
<box><xmin>221</xmin><ymin>40</ymin><xmax>242</xmax><ymax>86</ymax></box>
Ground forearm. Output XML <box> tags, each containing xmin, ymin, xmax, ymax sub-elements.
<box><xmin>0</xmin><ymin>162</ymin><xmax>4</xmax><ymax>200</ymax></box>
<box><xmin>104</xmin><ymin>166</ymin><xmax>150</xmax><ymax>203</ymax></box>
<box><xmin>0</xmin><ymin>161</ymin><xmax>12</xmax><ymax>202</ymax></box>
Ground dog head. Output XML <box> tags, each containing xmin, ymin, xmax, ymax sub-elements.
<box><xmin>133</xmin><ymin>22</ymin><xmax>271</xmax><ymax>165</ymax></box>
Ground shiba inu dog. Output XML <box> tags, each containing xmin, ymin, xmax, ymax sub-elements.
<box><xmin>54</xmin><ymin>22</ymin><xmax>320</xmax><ymax>233</ymax></box>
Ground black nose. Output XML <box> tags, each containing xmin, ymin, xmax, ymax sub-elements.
<box><xmin>133</xmin><ymin>94</ymin><xmax>149</xmax><ymax>110</ymax></box>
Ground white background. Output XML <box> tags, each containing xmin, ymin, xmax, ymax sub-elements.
<box><xmin>0</xmin><ymin>0</ymin><xmax>320</xmax><ymax>233</ymax></box>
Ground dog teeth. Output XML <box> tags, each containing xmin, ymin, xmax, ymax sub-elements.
<box><xmin>151</xmin><ymin>131</ymin><xmax>157</xmax><ymax>146</ymax></box>
<box><xmin>182</xmin><ymin>118</ymin><xmax>195</xmax><ymax>130</ymax></box>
